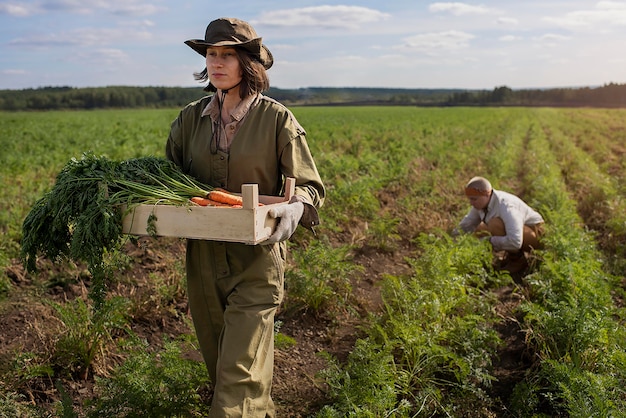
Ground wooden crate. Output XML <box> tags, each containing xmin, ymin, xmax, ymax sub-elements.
<box><xmin>122</xmin><ymin>178</ymin><xmax>295</xmax><ymax>245</ymax></box>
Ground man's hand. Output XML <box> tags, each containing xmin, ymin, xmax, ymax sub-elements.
<box><xmin>261</xmin><ymin>201</ymin><xmax>304</xmax><ymax>245</ymax></box>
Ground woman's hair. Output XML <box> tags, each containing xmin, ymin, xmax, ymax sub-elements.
<box><xmin>193</xmin><ymin>47</ymin><xmax>270</xmax><ymax>98</ymax></box>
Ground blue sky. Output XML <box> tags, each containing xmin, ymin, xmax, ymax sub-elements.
<box><xmin>1</xmin><ymin>1</ymin><xmax>625</xmax><ymax>90</ymax></box>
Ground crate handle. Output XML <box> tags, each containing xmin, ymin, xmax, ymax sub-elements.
<box><xmin>284</xmin><ymin>177</ymin><xmax>295</xmax><ymax>201</ymax></box>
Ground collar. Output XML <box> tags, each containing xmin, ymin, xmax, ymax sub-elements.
<box><xmin>485</xmin><ymin>190</ymin><xmax>496</xmax><ymax>213</ymax></box>
<box><xmin>201</xmin><ymin>93</ymin><xmax>261</xmax><ymax>123</ymax></box>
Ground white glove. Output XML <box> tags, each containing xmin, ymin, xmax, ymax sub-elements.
<box><xmin>262</xmin><ymin>201</ymin><xmax>304</xmax><ymax>245</ymax></box>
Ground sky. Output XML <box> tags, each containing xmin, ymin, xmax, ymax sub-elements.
<box><xmin>1</xmin><ymin>1</ymin><xmax>626</xmax><ymax>91</ymax></box>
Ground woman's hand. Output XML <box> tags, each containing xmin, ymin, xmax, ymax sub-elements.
<box><xmin>261</xmin><ymin>201</ymin><xmax>304</xmax><ymax>245</ymax></box>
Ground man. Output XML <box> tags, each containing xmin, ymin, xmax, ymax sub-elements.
<box><xmin>457</xmin><ymin>176</ymin><xmax>545</xmax><ymax>273</ymax></box>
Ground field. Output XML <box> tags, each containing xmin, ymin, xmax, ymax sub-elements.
<box><xmin>1</xmin><ymin>106</ymin><xmax>625</xmax><ymax>417</ymax></box>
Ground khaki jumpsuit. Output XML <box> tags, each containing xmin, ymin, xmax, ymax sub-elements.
<box><xmin>166</xmin><ymin>94</ymin><xmax>325</xmax><ymax>417</ymax></box>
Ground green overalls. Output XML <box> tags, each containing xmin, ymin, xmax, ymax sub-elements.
<box><xmin>166</xmin><ymin>94</ymin><xmax>324</xmax><ymax>417</ymax></box>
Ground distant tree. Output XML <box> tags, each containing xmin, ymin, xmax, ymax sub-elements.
<box><xmin>491</xmin><ymin>86</ymin><xmax>513</xmax><ymax>103</ymax></box>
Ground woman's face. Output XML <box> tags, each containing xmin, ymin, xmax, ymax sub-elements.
<box><xmin>205</xmin><ymin>46</ymin><xmax>243</xmax><ymax>92</ymax></box>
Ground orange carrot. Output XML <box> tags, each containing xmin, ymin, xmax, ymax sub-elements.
<box><xmin>208</xmin><ymin>190</ymin><xmax>244</xmax><ymax>206</ymax></box>
<box><xmin>206</xmin><ymin>199</ymin><xmax>239</xmax><ymax>207</ymax></box>
<box><xmin>190</xmin><ymin>196</ymin><xmax>210</xmax><ymax>206</ymax></box>
<box><xmin>190</xmin><ymin>196</ymin><xmax>243</xmax><ymax>208</ymax></box>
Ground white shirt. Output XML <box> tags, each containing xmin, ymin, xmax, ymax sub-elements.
<box><xmin>459</xmin><ymin>189</ymin><xmax>544</xmax><ymax>251</ymax></box>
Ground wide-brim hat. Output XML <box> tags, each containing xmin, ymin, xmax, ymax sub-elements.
<box><xmin>185</xmin><ymin>17</ymin><xmax>273</xmax><ymax>70</ymax></box>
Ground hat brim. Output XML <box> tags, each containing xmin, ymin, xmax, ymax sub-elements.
<box><xmin>184</xmin><ymin>38</ymin><xmax>273</xmax><ymax>70</ymax></box>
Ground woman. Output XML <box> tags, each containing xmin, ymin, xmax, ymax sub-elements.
<box><xmin>165</xmin><ymin>17</ymin><xmax>325</xmax><ymax>417</ymax></box>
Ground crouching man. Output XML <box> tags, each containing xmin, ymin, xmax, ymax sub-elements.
<box><xmin>457</xmin><ymin>176</ymin><xmax>545</xmax><ymax>273</ymax></box>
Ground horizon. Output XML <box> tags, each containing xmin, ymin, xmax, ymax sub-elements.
<box><xmin>0</xmin><ymin>82</ymin><xmax>613</xmax><ymax>93</ymax></box>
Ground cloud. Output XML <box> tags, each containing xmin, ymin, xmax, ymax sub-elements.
<box><xmin>8</xmin><ymin>27</ymin><xmax>152</xmax><ymax>48</ymax></box>
<box><xmin>535</xmin><ymin>33</ymin><xmax>570</xmax><ymax>42</ymax></box>
<box><xmin>69</xmin><ymin>48</ymin><xmax>130</xmax><ymax>65</ymax></box>
<box><xmin>544</xmin><ymin>1</ymin><xmax>626</xmax><ymax>28</ymax></box>
<box><xmin>0</xmin><ymin>2</ymin><xmax>35</xmax><ymax>16</ymax></box>
<box><xmin>532</xmin><ymin>33</ymin><xmax>571</xmax><ymax>48</ymax></box>
<box><xmin>499</xmin><ymin>35</ymin><xmax>522</xmax><ymax>42</ymax></box>
<box><xmin>1</xmin><ymin>0</ymin><xmax>165</xmax><ymax>17</ymax></box>
<box><xmin>254</xmin><ymin>5</ymin><xmax>390</xmax><ymax>29</ymax></box>
<box><xmin>398</xmin><ymin>30</ymin><xmax>475</xmax><ymax>52</ymax></box>
<box><xmin>118</xmin><ymin>19</ymin><xmax>155</xmax><ymax>28</ymax></box>
<box><xmin>2</xmin><ymin>68</ymin><xmax>28</xmax><ymax>75</ymax></box>
<box><xmin>496</xmin><ymin>17</ymin><xmax>519</xmax><ymax>25</ymax></box>
<box><xmin>429</xmin><ymin>2</ymin><xmax>495</xmax><ymax>16</ymax></box>
<box><xmin>108</xmin><ymin>3</ymin><xmax>166</xmax><ymax>17</ymax></box>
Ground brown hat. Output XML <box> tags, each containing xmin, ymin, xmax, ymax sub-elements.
<box><xmin>185</xmin><ymin>17</ymin><xmax>273</xmax><ymax>70</ymax></box>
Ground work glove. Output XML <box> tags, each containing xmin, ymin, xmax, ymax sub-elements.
<box><xmin>262</xmin><ymin>200</ymin><xmax>304</xmax><ymax>245</ymax></box>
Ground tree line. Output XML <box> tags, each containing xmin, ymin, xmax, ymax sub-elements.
<box><xmin>0</xmin><ymin>83</ymin><xmax>624</xmax><ymax>111</ymax></box>
<box><xmin>445</xmin><ymin>83</ymin><xmax>626</xmax><ymax>108</ymax></box>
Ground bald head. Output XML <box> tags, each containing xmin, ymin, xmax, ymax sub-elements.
<box><xmin>465</xmin><ymin>176</ymin><xmax>492</xmax><ymax>197</ymax></box>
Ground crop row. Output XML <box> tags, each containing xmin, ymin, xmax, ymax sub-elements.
<box><xmin>1</xmin><ymin>107</ymin><xmax>625</xmax><ymax>416</ymax></box>
<box><xmin>303</xmin><ymin>107</ymin><xmax>626</xmax><ymax>416</ymax></box>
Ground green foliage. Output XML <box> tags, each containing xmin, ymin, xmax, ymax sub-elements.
<box><xmin>55</xmin><ymin>380</ymin><xmax>78</xmax><ymax>418</ymax></box>
<box><xmin>383</xmin><ymin>235</ymin><xmax>503</xmax><ymax>412</ymax></box>
<box><xmin>274</xmin><ymin>320</ymin><xmax>297</xmax><ymax>350</ymax></box>
<box><xmin>505</xmin><ymin>110</ymin><xmax>626</xmax><ymax>416</ymax></box>
<box><xmin>285</xmin><ymin>237</ymin><xmax>362</xmax><ymax>312</ymax></box>
<box><xmin>49</xmin><ymin>296</ymin><xmax>130</xmax><ymax>379</ymax></box>
<box><xmin>20</xmin><ymin>152</ymin><xmax>212</xmax><ymax>308</ymax></box>
<box><xmin>317</xmin><ymin>234</ymin><xmax>506</xmax><ymax>416</ymax></box>
<box><xmin>510</xmin><ymin>360</ymin><xmax>626</xmax><ymax>417</ymax></box>
<box><xmin>0</xmin><ymin>391</ymin><xmax>47</xmax><ymax>418</ymax></box>
<box><xmin>3</xmin><ymin>84</ymin><xmax>626</xmax><ymax>111</ymax></box>
<box><xmin>2</xmin><ymin>107</ymin><xmax>626</xmax><ymax>416</ymax></box>
<box><xmin>0</xmin><ymin>86</ymin><xmax>206</xmax><ymax>111</ymax></box>
<box><xmin>85</xmin><ymin>339</ymin><xmax>211</xmax><ymax>418</ymax></box>
<box><xmin>316</xmin><ymin>339</ymin><xmax>405</xmax><ymax>417</ymax></box>
<box><xmin>367</xmin><ymin>213</ymin><xmax>402</xmax><ymax>252</ymax></box>
<box><xmin>274</xmin><ymin>333</ymin><xmax>297</xmax><ymax>350</ymax></box>
<box><xmin>1</xmin><ymin>109</ymin><xmax>179</xmax><ymax>278</ymax></box>
<box><xmin>11</xmin><ymin>351</ymin><xmax>55</xmax><ymax>383</ymax></box>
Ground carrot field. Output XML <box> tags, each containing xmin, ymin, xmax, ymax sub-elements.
<box><xmin>1</xmin><ymin>106</ymin><xmax>625</xmax><ymax>417</ymax></box>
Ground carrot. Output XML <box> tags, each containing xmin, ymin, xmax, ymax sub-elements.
<box><xmin>190</xmin><ymin>196</ymin><xmax>210</xmax><ymax>206</ymax></box>
<box><xmin>206</xmin><ymin>199</ymin><xmax>240</xmax><ymax>207</ymax></box>
<box><xmin>208</xmin><ymin>190</ymin><xmax>244</xmax><ymax>206</ymax></box>
<box><xmin>190</xmin><ymin>196</ymin><xmax>242</xmax><ymax>208</ymax></box>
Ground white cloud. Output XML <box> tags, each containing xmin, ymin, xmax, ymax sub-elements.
<box><xmin>544</xmin><ymin>1</ymin><xmax>626</xmax><ymax>28</ymax></box>
<box><xmin>2</xmin><ymin>68</ymin><xmax>28</xmax><ymax>75</ymax></box>
<box><xmin>109</xmin><ymin>3</ymin><xmax>166</xmax><ymax>17</ymax></box>
<box><xmin>8</xmin><ymin>27</ymin><xmax>153</xmax><ymax>48</ymax></box>
<box><xmin>69</xmin><ymin>48</ymin><xmax>130</xmax><ymax>65</ymax></box>
<box><xmin>535</xmin><ymin>33</ymin><xmax>570</xmax><ymax>42</ymax></box>
<box><xmin>398</xmin><ymin>30</ymin><xmax>475</xmax><ymax>52</ymax></box>
<box><xmin>532</xmin><ymin>33</ymin><xmax>571</xmax><ymax>48</ymax></box>
<box><xmin>429</xmin><ymin>2</ymin><xmax>496</xmax><ymax>16</ymax></box>
<box><xmin>496</xmin><ymin>17</ymin><xmax>518</xmax><ymax>25</ymax></box>
<box><xmin>0</xmin><ymin>3</ymin><xmax>34</xmax><ymax>16</ymax></box>
<box><xmin>2</xmin><ymin>0</ymin><xmax>165</xmax><ymax>16</ymax></box>
<box><xmin>118</xmin><ymin>19</ymin><xmax>155</xmax><ymax>28</ymax></box>
<box><xmin>500</xmin><ymin>35</ymin><xmax>522</xmax><ymax>42</ymax></box>
<box><xmin>254</xmin><ymin>5</ymin><xmax>390</xmax><ymax>29</ymax></box>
